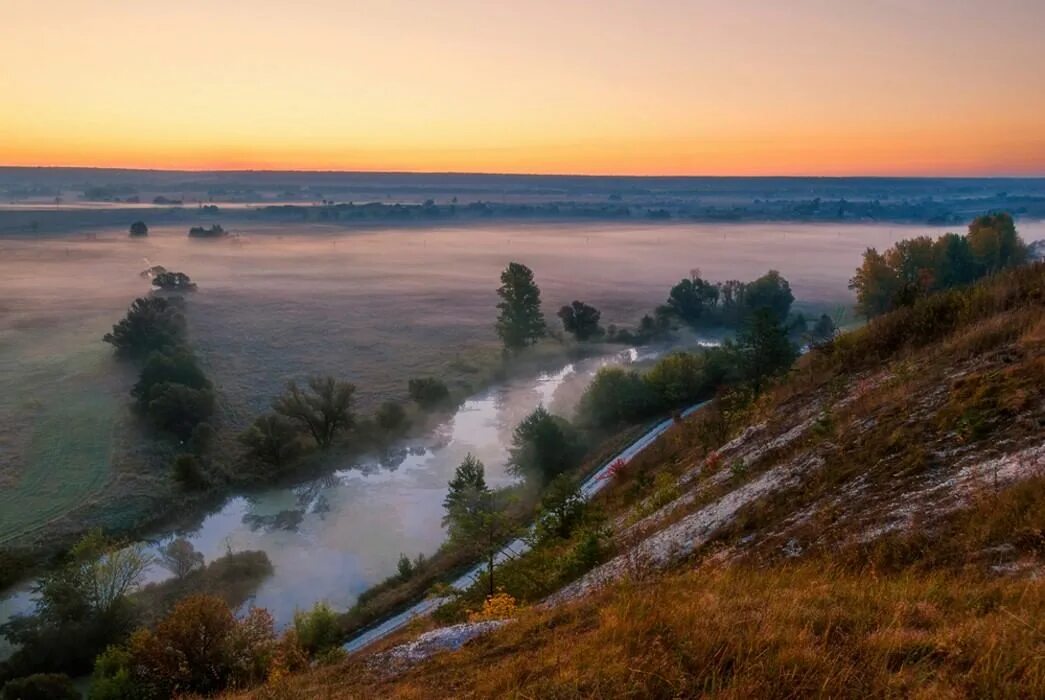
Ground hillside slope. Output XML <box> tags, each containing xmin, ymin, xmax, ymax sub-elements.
<box><xmin>246</xmin><ymin>263</ymin><xmax>1045</xmax><ymax>699</ymax></box>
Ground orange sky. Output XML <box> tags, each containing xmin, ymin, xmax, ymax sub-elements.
<box><xmin>2</xmin><ymin>0</ymin><xmax>1044</xmax><ymax>176</ymax></box>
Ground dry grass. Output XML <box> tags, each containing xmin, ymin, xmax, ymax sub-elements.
<box><xmin>242</xmin><ymin>561</ymin><xmax>1044</xmax><ymax>699</ymax></box>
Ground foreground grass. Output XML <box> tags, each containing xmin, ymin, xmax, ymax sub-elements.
<box><xmin>251</xmin><ymin>561</ymin><xmax>1044</xmax><ymax>699</ymax></box>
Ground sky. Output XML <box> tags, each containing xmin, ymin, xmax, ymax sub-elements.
<box><xmin>2</xmin><ymin>0</ymin><xmax>1043</xmax><ymax>176</ymax></box>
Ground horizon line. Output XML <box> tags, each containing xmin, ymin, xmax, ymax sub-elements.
<box><xmin>2</xmin><ymin>164</ymin><xmax>1045</xmax><ymax>180</ymax></box>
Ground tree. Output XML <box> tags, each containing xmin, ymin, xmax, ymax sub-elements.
<box><xmin>442</xmin><ymin>455</ymin><xmax>515</xmax><ymax>596</ymax></box>
<box><xmin>744</xmin><ymin>270</ymin><xmax>794</xmax><ymax>322</ymax></box>
<box><xmin>557</xmin><ymin>300</ymin><xmax>602</xmax><ymax>340</ymax></box>
<box><xmin>849</xmin><ymin>247</ymin><xmax>898</xmax><ymax>319</ymax></box>
<box><xmin>0</xmin><ymin>532</ymin><xmax>149</xmax><ymax>682</ymax></box>
<box><xmin>151</xmin><ymin>271</ymin><xmax>196</xmax><ymax>291</ymax></box>
<box><xmin>886</xmin><ymin>236</ymin><xmax>937</xmax><ymax>306</ymax></box>
<box><xmin>128</xmin><ymin>221</ymin><xmax>148</xmax><ymax>237</ymax></box>
<box><xmin>132</xmin><ymin>348</ymin><xmax>209</xmax><ymax>406</ymax></box>
<box><xmin>408</xmin><ymin>377</ymin><xmax>450</xmax><ymax>409</ymax></box>
<box><xmin>508</xmin><ymin>407</ymin><xmax>583</xmax><ymax>485</ymax></box>
<box><xmin>644</xmin><ymin>351</ymin><xmax>711</xmax><ymax>408</ymax></box>
<box><xmin>809</xmin><ymin>314</ymin><xmax>837</xmax><ymax>346</ymax></box>
<box><xmin>576</xmin><ymin>367</ymin><xmax>658</xmax><ymax>428</ymax></box>
<box><xmin>967</xmin><ymin>212</ymin><xmax>1027</xmax><ymax>273</ymax></box>
<box><xmin>495</xmin><ymin>262</ymin><xmax>546</xmax><ymax>349</ymax></box>
<box><xmin>144</xmin><ymin>383</ymin><xmax>215</xmax><ymax>439</ymax></box>
<box><xmin>103</xmin><ymin>297</ymin><xmax>186</xmax><ymax>358</ymax></box>
<box><xmin>292</xmin><ymin>602</ymin><xmax>341</xmax><ymax>657</ymax></box>
<box><xmin>273</xmin><ymin>376</ymin><xmax>355</xmax><ymax>448</ymax></box>
<box><xmin>736</xmin><ymin>308</ymin><xmax>796</xmax><ymax>394</ymax></box>
<box><xmin>159</xmin><ymin>538</ymin><xmax>204</xmax><ymax>579</ymax></box>
<box><xmin>535</xmin><ymin>475</ymin><xmax>586</xmax><ymax>541</ymax></box>
<box><xmin>666</xmin><ymin>273</ymin><xmax>719</xmax><ymax>325</ymax></box>
<box><xmin>239</xmin><ymin>414</ymin><xmax>302</xmax><ymax>467</ymax></box>
<box><xmin>932</xmin><ymin>232</ymin><xmax>978</xmax><ymax>289</ymax></box>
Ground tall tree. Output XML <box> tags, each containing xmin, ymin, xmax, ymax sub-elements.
<box><xmin>103</xmin><ymin>297</ymin><xmax>186</xmax><ymax>358</ymax></box>
<box><xmin>744</xmin><ymin>270</ymin><xmax>794</xmax><ymax>322</ymax></box>
<box><xmin>159</xmin><ymin>538</ymin><xmax>204</xmax><ymax>579</ymax></box>
<box><xmin>495</xmin><ymin>262</ymin><xmax>546</xmax><ymax>349</ymax></box>
<box><xmin>557</xmin><ymin>300</ymin><xmax>602</xmax><ymax>340</ymax></box>
<box><xmin>273</xmin><ymin>376</ymin><xmax>355</xmax><ymax>448</ymax></box>
<box><xmin>442</xmin><ymin>455</ymin><xmax>514</xmax><ymax>596</ymax></box>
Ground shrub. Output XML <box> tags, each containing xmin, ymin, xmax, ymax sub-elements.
<box><xmin>407</xmin><ymin>377</ymin><xmax>450</xmax><ymax>409</ymax></box>
<box><xmin>292</xmin><ymin>602</ymin><xmax>341</xmax><ymax>658</ymax></box>
<box><xmin>576</xmin><ymin>367</ymin><xmax>659</xmax><ymax>428</ymax></box>
<box><xmin>239</xmin><ymin>414</ymin><xmax>302</xmax><ymax>468</ymax></box>
<box><xmin>128</xmin><ymin>221</ymin><xmax>148</xmax><ymax>237</ymax></box>
<box><xmin>1</xmin><ymin>674</ymin><xmax>80</xmax><ymax>700</ymax></box>
<box><xmin>172</xmin><ymin>453</ymin><xmax>207</xmax><ymax>489</ymax></box>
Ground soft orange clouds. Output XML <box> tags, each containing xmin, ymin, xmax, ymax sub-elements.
<box><xmin>2</xmin><ymin>0</ymin><xmax>1043</xmax><ymax>175</ymax></box>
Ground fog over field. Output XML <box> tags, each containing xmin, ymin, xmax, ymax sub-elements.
<box><xmin>4</xmin><ymin>219</ymin><xmax>1045</xmax><ymax>553</ymax></box>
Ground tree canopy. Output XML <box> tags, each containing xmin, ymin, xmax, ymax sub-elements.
<box><xmin>273</xmin><ymin>376</ymin><xmax>355</xmax><ymax>448</ymax></box>
<box><xmin>495</xmin><ymin>262</ymin><xmax>546</xmax><ymax>349</ymax></box>
<box><xmin>557</xmin><ymin>300</ymin><xmax>602</xmax><ymax>341</ymax></box>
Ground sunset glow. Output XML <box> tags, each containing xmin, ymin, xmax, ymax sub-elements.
<box><xmin>3</xmin><ymin>0</ymin><xmax>1044</xmax><ymax>175</ymax></box>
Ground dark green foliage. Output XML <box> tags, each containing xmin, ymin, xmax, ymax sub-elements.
<box><xmin>293</xmin><ymin>602</ymin><xmax>342</xmax><ymax>657</ymax></box>
<box><xmin>407</xmin><ymin>377</ymin><xmax>450</xmax><ymax>409</ymax></box>
<box><xmin>187</xmin><ymin>224</ymin><xmax>227</xmax><ymax>238</ymax></box>
<box><xmin>273</xmin><ymin>376</ymin><xmax>355</xmax><ymax>448</ymax></box>
<box><xmin>809</xmin><ymin>314</ymin><xmax>837</xmax><ymax>346</ymax></box>
<box><xmin>442</xmin><ymin>455</ymin><xmax>516</xmax><ymax>596</ymax></box>
<box><xmin>644</xmin><ymin>351</ymin><xmax>714</xmax><ymax>407</ymax></box>
<box><xmin>375</xmin><ymin>401</ymin><xmax>408</xmax><ymax>433</ymax></box>
<box><xmin>144</xmin><ymin>384</ymin><xmax>215</xmax><ymax>439</ymax></box>
<box><xmin>743</xmin><ymin>270</ymin><xmax>794</xmax><ymax>322</ymax></box>
<box><xmin>557</xmin><ymin>300</ymin><xmax>603</xmax><ymax>340</ymax></box>
<box><xmin>0</xmin><ymin>533</ymin><xmax>148</xmax><ymax>685</ymax></box>
<box><xmin>151</xmin><ymin>271</ymin><xmax>196</xmax><ymax>291</ymax></box>
<box><xmin>736</xmin><ymin>308</ymin><xmax>798</xmax><ymax>394</ymax></box>
<box><xmin>102</xmin><ymin>297</ymin><xmax>185</xmax><ymax>358</ymax></box>
<box><xmin>172</xmin><ymin>453</ymin><xmax>207</xmax><ymax>489</ymax></box>
<box><xmin>576</xmin><ymin>367</ymin><xmax>659</xmax><ymax>428</ymax></box>
<box><xmin>131</xmin><ymin>348</ymin><xmax>209</xmax><ymax>405</ymax></box>
<box><xmin>667</xmin><ymin>274</ymin><xmax>719</xmax><ymax>324</ymax></box>
<box><xmin>508</xmin><ymin>407</ymin><xmax>583</xmax><ymax>484</ymax></box>
<box><xmin>128</xmin><ymin>221</ymin><xmax>148</xmax><ymax>237</ymax></box>
<box><xmin>239</xmin><ymin>414</ymin><xmax>302</xmax><ymax>467</ymax></box>
<box><xmin>495</xmin><ymin>262</ymin><xmax>546</xmax><ymax>349</ymax></box>
<box><xmin>535</xmin><ymin>475</ymin><xmax>586</xmax><ymax>541</ymax></box>
<box><xmin>1</xmin><ymin>673</ymin><xmax>80</xmax><ymax>700</ymax></box>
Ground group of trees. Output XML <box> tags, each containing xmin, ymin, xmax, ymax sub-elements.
<box><xmin>0</xmin><ymin>531</ymin><xmax>152</xmax><ymax>689</ymax></box>
<box><xmin>850</xmin><ymin>212</ymin><xmax>1028</xmax><ymax>319</ymax></box>
<box><xmin>578</xmin><ymin>309</ymin><xmax>797</xmax><ymax>429</ymax></box>
<box><xmin>104</xmin><ymin>297</ymin><xmax>215</xmax><ymax>452</ymax></box>
<box><xmin>665</xmin><ymin>268</ymin><xmax>795</xmax><ymax>328</ymax></box>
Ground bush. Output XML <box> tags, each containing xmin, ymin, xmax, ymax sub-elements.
<box><xmin>1</xmin><ymin>674</ymin><xmax>80</xmax><ymax>700</ymax></box>
<box><xmin>576</xmin><ymin>367</ymin><xmax>659</xmax><ymax>428</ymax></box>
<box><xmin>239</xmin><ymin>414</ymin><xmax>302</xmax><ymax>468</ymax></box>
<box><xmin>408</xmin><ymin>377</ymin><xmax>451</xmax><ymax>409</ymax></box>
<box><xmin>128</xmin><ymin>221</ymin><xmax>148</xmax><ymax>237</ymax></box>
<box><xmin>292</xmin><ymin>602</ymin><xmax>341</xmax><ymax>658</ymax></box>
<box><xmin>172</xmin><ymin>453</ymin><xmax>207</xmax><ymax>489</ymax></box>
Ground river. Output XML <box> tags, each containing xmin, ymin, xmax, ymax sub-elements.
<box><xmin>0</xmin><ymin>345</ymin><xmax>667</xmax><ymax>657</ymax></box>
